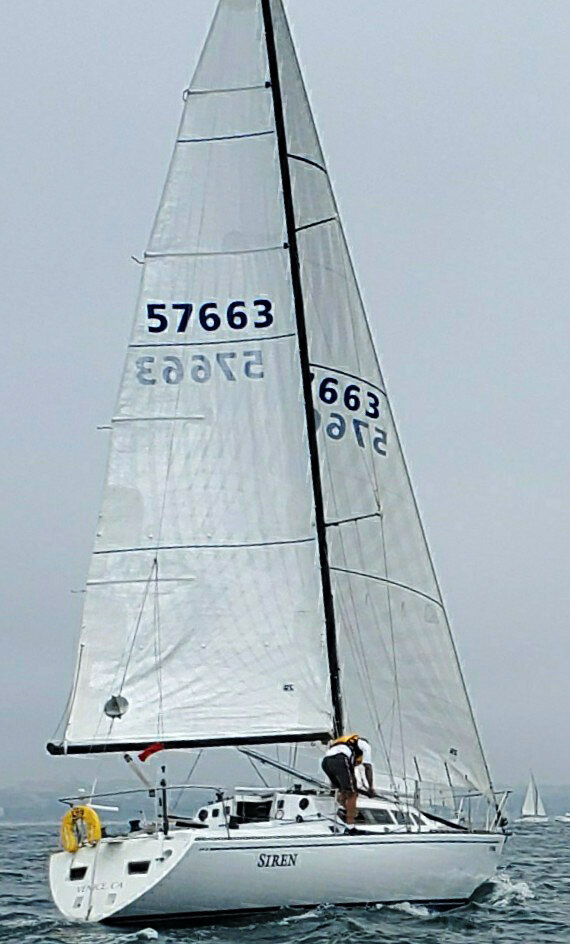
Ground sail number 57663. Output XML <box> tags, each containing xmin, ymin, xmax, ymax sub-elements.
<box><xmin>146</xmin><ymin>299</ymin><xmax>274</xmax><ymax>334</ymax></box>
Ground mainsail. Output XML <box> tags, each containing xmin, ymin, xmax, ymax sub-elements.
<box><xmin>50</xmin><ymin>0</ymin><xmax>494</xmax><ymax>799</ymax></box>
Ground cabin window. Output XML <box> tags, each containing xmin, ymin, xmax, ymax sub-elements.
<box><xmin>212</xmin><ymin>808</ymin><xmax>220</xmax><ymax>818</ymax></box>
<box><xmin>357</xmin><ymin>808</ymin><xmax>395</xmax><ymax>825</ymax></box>
<box><xmin>277</xmin><ymin>799</ymin><xmax>284</xmax><ymax>810</ymax></box>
<box><xmin>393</xmin><ymin>810</ymin><xmax>415</xmax><ymax>826</ymax></box>
<box><xmin>198</xmin><ymin>809</ymin><xmax>208</xmax><ymax>821</ymax></box>
<box><xmin>235</xmin><ymin>800</ymin><xmax>272</xmax><ymax>823</ymax></box>
<box><xmin>299</xmin><ymin>797</ymin><xmax>310</xmax><ymax>811</ymax></box>
<box><xmin>69</xmin><ymin>866</ymin><xmax>87</xmax><ymax>881</ymax></box>
<box><xmin>128</xmin><ymin>860</ymin><xmax>150</xmax><ymax>875</ymax></box>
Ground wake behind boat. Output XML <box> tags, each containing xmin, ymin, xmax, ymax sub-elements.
<box><xmin>47</xmin><ymin>0</ymin><xmax>507</xmax><ymax>923</ymax></box>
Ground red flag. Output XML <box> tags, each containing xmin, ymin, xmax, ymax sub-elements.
<box><xmin>138</xmin><ymin>742</ymin><xmax>164</xmax><ymax>763</ymax></box>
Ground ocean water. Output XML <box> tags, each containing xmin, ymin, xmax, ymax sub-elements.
<box><xmin>1</xmin><ymin>823</ymin><xmax>569</xmax><ymax>943</ymax></box>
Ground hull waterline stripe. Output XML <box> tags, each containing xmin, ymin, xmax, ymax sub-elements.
<box><xmin>309</xmin><ymin>363</ymin><xmax>387</xmax><ymax>396</ymax></box>
<box><xmin>330</xmin><ymin>566</ymin><xmax>444</xmax><ymax>609</ymax></box>
<box><xmin>196</xmin><ymin>836</ymin><xmax>501</xmax><ymax>850</ymax></box>
<box><xmin>46</xmin><ymin>731</ymin><xmax>331</xmax><ymax>755</ymax></box>
<box><xmin>177</xmin><ymin>130</ymin><xmax>274</xmax><ymax>144</ymax></box>
<box><xmin>93</xmin><ymin>536</ymin><xmax>315</xmax><ymax>556</ymax></box>
<box><xmin>129</xmin><ymin>332</ymin><xmax>295</xmax><ymax>349</ymax></box>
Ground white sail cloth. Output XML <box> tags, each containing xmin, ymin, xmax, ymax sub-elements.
<box><xmin>270</xmin><ymin>0</ymin><xmax>493</xmax><ymax>796</ymax></box>
<box><xmin>63</xmin><ymin>0</ymin><xmax>332</xmax><ymax>750</ymax></box>
<box><xmin>60</xmin><ymin>0</ymin><xmax>494</xmax><ymax>800</ymax></box>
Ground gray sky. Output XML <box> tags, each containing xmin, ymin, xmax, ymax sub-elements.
<box><xmin>1</xmin><ymin>0</ymin><xmax>569</xmax><ymax>790</ymax></box>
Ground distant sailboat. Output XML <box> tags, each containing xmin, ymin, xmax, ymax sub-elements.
<box><xmin>47</xmin><ymin>0</ymin><xmax>508</xmax><ymax>924</ymax></box>
<box><xmin>555</xmin><ymin>813</ymin><xmax>570</xmax><ymax>824</ymax></box>
<box><xmin>515</xmin><ymin>774</ymin><xmax>548</xmax><ymax>824</ymax></box>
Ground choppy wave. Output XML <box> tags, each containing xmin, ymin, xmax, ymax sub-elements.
<box><xmin>1</xmin><ymin>824</ymin><xmax>570</xmax><ymax>943</ymax></box>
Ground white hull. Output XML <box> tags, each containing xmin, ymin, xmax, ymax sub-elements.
<box><xmin>555</xmin><ymin>814</ymin><xmax>570</xmax><ymax>824</ymax></box>
<box><xmin>50</xmin><ymin>826</ymin><xmax>505</xmax><ymax>923</ymax></box>
<box><xmin>514</xmin><ymin>815</ymin><xmax>549</xmax><ymax>824</ymax></box>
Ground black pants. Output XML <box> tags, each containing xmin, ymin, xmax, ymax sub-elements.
<box><xmin>322</xmin><ymin>753</ymin><xmax>356</xmax><ymax>792</ymax></box>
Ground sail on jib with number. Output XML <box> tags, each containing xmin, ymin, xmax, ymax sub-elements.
<box><xmin>49</xmin><ymin>0</ymin><xmax>494</xmax><ymax>802</ymax></box>
<box><xmin>265</xmin><ymin>0</ymin><xmax>494</xmax><ymax>798</ymax></box>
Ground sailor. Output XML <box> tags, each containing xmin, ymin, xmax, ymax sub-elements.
<box><xmin>321</xmin><ymin>734</ymin><xmax>374</xmax><ymax>829</ymax></box>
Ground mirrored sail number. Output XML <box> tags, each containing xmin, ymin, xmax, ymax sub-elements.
<box><xmin>146</xmin><ymin>299</ymin><xmax>274</xmax><ymax>334</ymax></box>
<box><xmin>313</xmin><ymin>410</ymin><xmax>387</xmax><ymax>456</ymax></box>
<box><xmin>311</xmin><ymin>372</ymin><xmax>387</xmax><ymax>456</ymax></box>
<box><xmin>135</xmin><ymin>350</ymin><xmax>264</xmax><ymax>385</ymax></box>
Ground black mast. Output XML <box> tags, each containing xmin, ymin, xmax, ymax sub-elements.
<box><xmin>261</xmin><ymin>0</ymin><xmax>343</xmax><ymax>738</ymax></box>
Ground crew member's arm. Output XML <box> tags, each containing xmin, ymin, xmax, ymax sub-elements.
<box><xmin>360</xmin><ymin>740</ymin><xmax>374</xmax><ymax>796</ymax></box>
<box><xmin>363</xmin><ymin>764</ymin><xmax>374</xmax><ymax>796</ymax></box>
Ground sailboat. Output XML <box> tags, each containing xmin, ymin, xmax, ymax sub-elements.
<box><xmin>515</xmin><ymin>774</ymin><xmax>548</xmax><ymax>824</ymax></box>
<box><xmin>47</xmin><ymin>0</ymin><xmax>508</xmax><ymax>924</ymax></box>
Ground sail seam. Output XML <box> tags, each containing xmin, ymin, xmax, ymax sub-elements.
<box><xmin>129</xmin><ymin>333</ymin><xmax>295</xmax><ymax>349</ymax></box>
<box><xmin>87</xmin><ymin>578</ymin><xmax>198</xmax><ymax>587</ymax></box>
<box><xmin>177</xmin><ymin>130</ymin><xmax>274</xmax><ymax>144</ymax></box>
<box><xmin>186</xmin><ymin>84</ymin><xmax>269</xmax><ymax>96</ymax></box>
<box><xmin>94</xmin><ymin>537</ymin><xmax>316</xmax><ymax>555</ymax></box>
<box><xmin>144</xmin><ymin>246</ymin><xmax>284</xmax><ymax>259</ymax></box>
<box><xmin>330</xmin><ymin>566</ymin><xmax>444</xmax><ymax>609</ymax></box>
<box><xmin>288</xmin><ymin>153</ymin><xmax>327</xmax><ymax>174</ymax></box>
<box><xmin>326</xmin><ymin>512</ymin><xmax>382</xmax><ymax>528</ymax></box>
<box><xmin>295</xmin><ymin>216</ymin><xmax>337</xmax><ymax>234</ymax></box>
<box><xmin>112</xmin><ymin>415</ymin><xmax>205</xmax><ymax>423</ymax></box>
<box><xmin>309</xmin><ymin>363</ymin><xmax>387</xmax><ymax>396</ymax></box>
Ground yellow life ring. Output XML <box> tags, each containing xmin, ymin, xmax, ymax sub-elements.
<box><xmin>61</xmin><ymin>805</ymin><xmax>102</xmax><ymax>853</ymax></box>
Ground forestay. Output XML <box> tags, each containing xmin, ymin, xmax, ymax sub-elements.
<box><xmin>57</xmin><ymin>0</ymin><xmax>333</xmax><ymax>752</ymax></box>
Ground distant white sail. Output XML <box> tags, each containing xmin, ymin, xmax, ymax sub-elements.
<box><xmin>522</xmin><ymin>775</ymin><xmax>546</xmax><ymax>817</ymax></box>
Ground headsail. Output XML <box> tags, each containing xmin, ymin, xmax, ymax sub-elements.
<box><xmin>268</xmin><ymin>0</ymin><xmax>494</xmax><ymax>796</ymax></box>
